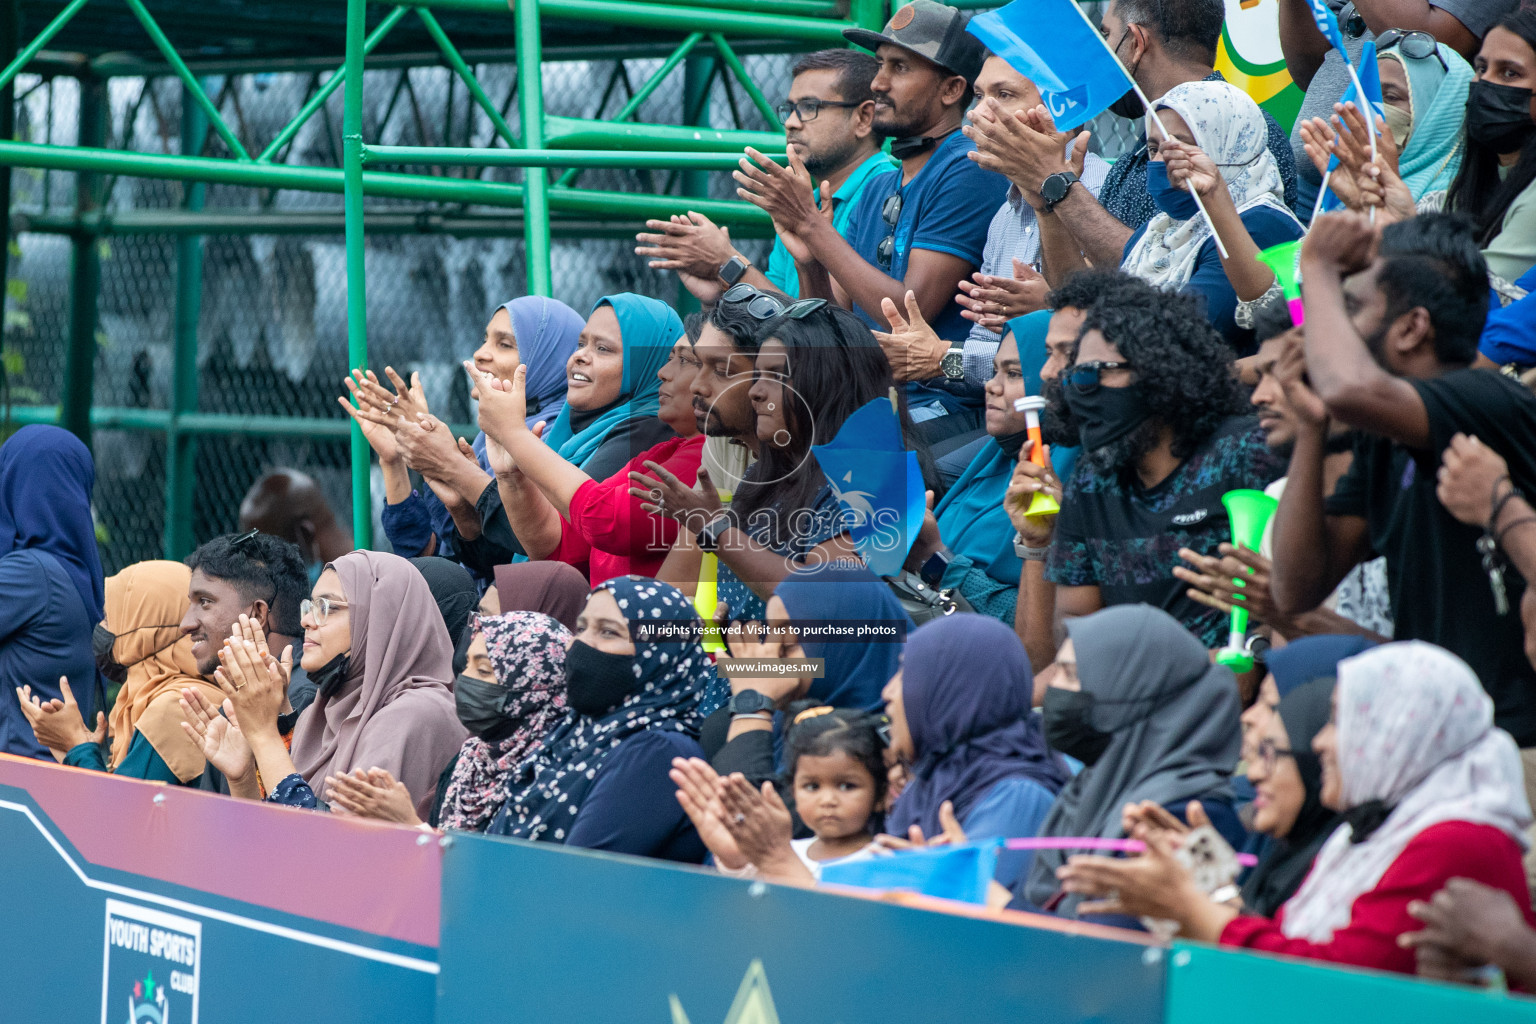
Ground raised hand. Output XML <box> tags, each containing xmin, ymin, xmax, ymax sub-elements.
<box><xmin>178</xmin><ymin>689</ymin><xmax>255</xmax><ymax>786</ymax></box>
<box><xmin>670</xmin><ymin>756</ymin><xmax>747</xmax><ymax>871</ymax></box>
<box><xmin>340</xmin><ymin>369</ymin><xmax>403</xmax><ymax>463</ymax></box>
<box><xmin>733</xmin><ymin>146</ymin><xmax>820</xmax><ymax>237</ymax></box>
<box><xmin>635</xmin><ymin>211</ymin><xmax>736</xmax><ymax>280</ymax></box>
<box><xmin>215</xmin><ymin>626</ymin><xmax>291</xmax><ymax>742</ymax></box>
<box><xmin>629</xmin><ymin>462</ymin><xmax>722</xmax><ymax>528</ymax></box>
<box><xmin>872</xmin><ymin>290</ymin><xmax>948</xmax><ymax>382</ymax></box>
<box><xmin>324</xmin><ymin>767</ymin><xmax>423</xmax><ymax>825</ymax></box>
<box><xmin>15</xmin><ymin>678</ymin><xmax>103</xmax><ymax>761</ymax></box>
<box><xmin>1159</xmin><ymin>139</ymin><xmax>1223</xmax><ymax>198</ymax></box>
<box><xmin>1301</xmin><ymin>211</ymin><xmax>1379</xmax><ymax>279</ymax></box>
<box><xmin>957</xmin><ymin>258</ymin><xmax>1049</xmax><ymax>332</ymax></box>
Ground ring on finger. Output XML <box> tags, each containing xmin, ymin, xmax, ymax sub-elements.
<box><xmin>734</xmin><ymin>813</ymin><xmax>746</xmax><ymax>824</ymax></box>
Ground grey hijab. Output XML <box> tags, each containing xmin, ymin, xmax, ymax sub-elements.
<box><xmin>1024</xmin><ymin>604</ymin><xmax>1242</xmax><ymax>915</ymax></box>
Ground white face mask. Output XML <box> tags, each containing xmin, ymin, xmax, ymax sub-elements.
<box><xmin>1383</xmin><ymin>102</ymin><xmax>1414</xmax><ymax>150</ymax></box>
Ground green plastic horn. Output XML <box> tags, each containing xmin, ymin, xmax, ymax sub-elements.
<box><xmin>1213</xmin><ymin>488</ymin><xmax>1281</xmax><ymax>673</ymax></box>
<box><xmin>1254</xmin><ymin>239</ymin><xmax>1305</xmax><ymax>326</ymax></box>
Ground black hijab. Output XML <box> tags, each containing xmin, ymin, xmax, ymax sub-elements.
<box><xmin>409</xmin><ymin>556</ymin><xmax>479</xmax><ymax>650</ymax></box>
<box><xmin>1239</xmin><ymin>676</ymin><xmax>1341</xmax><ymax>918</ymax></box>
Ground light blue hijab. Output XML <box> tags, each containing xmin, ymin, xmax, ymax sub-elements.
<box><xmin>541</xmin><ymin>293</ymin><xmax>683</xmax><ymax>468</ymax></box>
<box><xmin>500</xmin><ymin>295</ymin><xmax>585</xmax><ymax>430</ymax></box>
<box><xmin>1386</xmin><ymin>43</ymin><xmax>1472</xmax><ymax>199</ymax></box>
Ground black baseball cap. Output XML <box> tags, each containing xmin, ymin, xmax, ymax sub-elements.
<box><xmin>843</xmin><ymin>1</ymin><xmax>988</xmax><ymax>86</ymax></box>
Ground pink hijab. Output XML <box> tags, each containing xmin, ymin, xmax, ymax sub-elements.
<box><xmin>289</xmin><ymin>550</ymin><xmax>467</xmax><ymax>818</ymax></box>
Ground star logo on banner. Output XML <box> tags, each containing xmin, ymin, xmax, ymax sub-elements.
<box><xmin>668</xmin><ymin>959</ymin><xmax>780</xmax><ymax>1024</ymax></box>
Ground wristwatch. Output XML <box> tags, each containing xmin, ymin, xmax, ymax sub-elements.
<box><xmin>919</xmin><ymin>548</ymin><xmax>952</xmax><ymax>587</ymax></box>
<box><xmin>1013</xmin><ymin>533</ymin><xmax>1049</xmax><ymax>561</ymax></box>
<box><xmin>1040</xmin><ymin>171</ymin><xmax>1079</xmax><ymax>213</ymax></box>
<box><xmin>727</xmin><ymin>689</ymin><xmax>777</xmax><ymax>716</ymax></box>
<box><xmin>940</xmin><ymin>346</ymin><xmax>966</xmax><ymax>380</ymax></box>
<box><xmin>696</xmin><ymin>513</ymin><xmax>734</xmax><ymax>554</ymax></box>
<box><xmin>718</xmin><ymin>255</ymin><xmax>751</xmax><ymax>287</ymax></box>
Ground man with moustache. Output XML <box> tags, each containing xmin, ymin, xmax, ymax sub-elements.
<box><xmin>633</xmin><ymin>49</ymin><xmax>893</xmax><ymax>302</ymax></box>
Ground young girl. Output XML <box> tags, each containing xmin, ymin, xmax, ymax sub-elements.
<box><xmin>708</xmin><ymin>705</ymin><xmax>885</xmax><ymax>880</ymax></box>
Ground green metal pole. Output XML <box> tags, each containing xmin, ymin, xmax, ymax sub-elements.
<box><xmin>416</xmin><ymin>9</ymin><xmax>520</xmax><ymax>148</ymax></box>
<box><xmin>61</xmin><ymin>74</ymin><xmax>105</xmax><ymax>448</ymax></box>
<box><xmin>164</xmin><ymin>83</ymin><xmax>206</xmax><ymax>559</ymax></box>
<box><xmin>515</xmin><ymin>0</ymin><xmax>551</xmax><ymax>295</ymax></box>
<box><xmin>425</xmin><ymin>0</ymin><xmax>855</xmax><ymax>42</ymax></box>
<box><xmin>542</xmin><ymin>115</ymin><xmax>778</xmax><ymax>152</ymax></box>
<box><xmin>850</xmin><ymin>0</ymin><xmax>888</xmax><ymax>31</ymax></box>
<box><xmin>362</xmin><ymin>145</ymin><xmax>784</xmax><ymax>168</ymax></box>
<box><xmin>0</xmin><ymin>0</ymin><xmax>90</xmax><ymax>93</ymax></box>
<box><xmin>709</xmin><ymin>34</ymin><xmax>781</xmax><ymax>128</ymax></box>
<box><xmin>678</xmin><ymin>54</ymin><xmax>713</xmax><ymax>315</ymax></box>
<box><xmin>120</xmin><ymin>0</ymin><xmax>251</xmax><ymax>160</ymax></box>
<box><xmin>343</xmin><ymin>0</ymin><xmax>372</xmax><ymax>549</ymax></box>
<box><xmin>0</xmin><ymin>0</ymin><xmax>17</xmax><ymax>431</ymax></box>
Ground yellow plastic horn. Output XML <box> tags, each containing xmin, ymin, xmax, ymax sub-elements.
<box><xmin>1012</xmin><ymin>395</ymin><xmax>1060</xmax><ymax>517</ymax></box>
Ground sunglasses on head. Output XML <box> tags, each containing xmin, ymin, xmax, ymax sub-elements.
<box><xmin>1376</xmin><ymin>28</ymin><xmax>1447</xmax><ymax>70</ymax></box>
<box><xmin>721</xmin><ymin>283</ymin><xmax>828</xmax><ymax>321</ymax></box>
<box><xmin>1328</xmin><ymin>0</ymin><xmax>1367</xmax><ymax>38</ymax></box>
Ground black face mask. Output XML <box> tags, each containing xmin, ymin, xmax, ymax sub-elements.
<box><xmin>93</xmin><ymin>623</ymin><xmax>127</xmax><ymax>684</ymax></box>
<box><xmin>1107</xmin><ymin>28</ymin><xmax>1146</xmax><ymax>120</ymax></box>
<box><xmin>310</xmin><ymin>651</ymin><xmax>351</xmax><ymax>700</ymax></box>
<box><xmin>564</xmin><ymin>640</ymin><xmax>637</xmax><ymax>718</ymax></box>
<box><xmin>1042</xmin><ymin>687</ymin><xmax>1114</xmax><ymax>766</ymax></box>
<box><xmin>454</xmin><ymin>673</ymin><xmax>521</xmax><ymax>740</ymax></box>
<box><xmin>1465</xmin><ymin>80</ymin><xmax>1536</xmax><ymax>154</ymax></box>
<box><xmin>1063</xmin><ymin>380</ymin><xmax>1154</xmax><ymax>452</ymax></box>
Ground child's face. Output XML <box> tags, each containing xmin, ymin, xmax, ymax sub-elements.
<box><xmin>794</xmin><ymin>751</ymin><xmax>878</xmax><ymax>843</ymax></box>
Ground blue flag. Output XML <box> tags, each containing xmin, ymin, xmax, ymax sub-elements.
<box><xmin>820</xmin><ymin>841</ymin><xmax>1002</xmax><ymax>905</ymax></box>
<box><xmin>967</xmin><ymin>0</ymin><xmax>1133</xmax><ymax>132</ymax></box>
<box><xmin>1322</xmin><ymin>41</ymin><xmax>1382</xmax><ymax>212</ymax></box>
<box><xmin>810</xmin><ymin>396</ymin><xmax>924</xmax><ymax>578</ymax></box>
<box><xmin>1306</xmin><ymin>0</ymin><xmax>1350</xmax><ymax>58</ymax></box>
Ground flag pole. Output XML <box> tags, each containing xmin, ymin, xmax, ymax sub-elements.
<box><xmin>1062</xmin><ymin>0</ymin><xmax>1231</xmax><ymax>258</ymax></box>
<box><xmin>1340</xmin><ymin>59</ymin><xmax>1380</xmax><ymax>225</ymax></box>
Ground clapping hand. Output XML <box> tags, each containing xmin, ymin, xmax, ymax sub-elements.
<box><xmin>871</xmin><ymin>801</ymin><xmax>968</xmax><ymax>851</ymax></box>
<box><xmin>956</xmin><ymin>259</ymin><xmax>1049</xmax><ymax>333</ymax></box>
<box><xmin>15</xmin><ymin>678</ymin><xmax>104</xmax><ymax>761</ymax></box>
<box><xmin>179</xmin><ymin>688</ymin><xmax>255</xmax><ymax>786</ymax></box>
<box><xmin>629</xmin><ymin>463</ymin><xmax>723</xmax><ymax>526</ymax></box>
<box><xmin>872</xmin><ymin>291</ymin><xmax>948</xmax><ymax>383</ymax></box>
<box><xmin>670</xmin><ymin>757</ymin><xmax>748</xmax><ymax>871</ymax></box>
<box><xmin>325</xmin><ymin>767</ymin><xmax>423</xmax><ymax>825</ymax></box>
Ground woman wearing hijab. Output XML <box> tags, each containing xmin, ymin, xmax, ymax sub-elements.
<box><xmin>0</xmin><ymin>425</ymin><xmax>104</xmax><ymax>759</ymax></box>
<box><xmin>493</xmin><ymin>561</ymin><xmax>589</xmax><ymax>631</ymax></box>
<box><xmin>487</xmin><ymin>576</ymin><xmax>712</xmax><ymax>862</ymax></box>
<box><xmin>1241</xmin><ymin>634</ymin><xmax>1377</xmax><ymax>752</ymax></box>
<box><xmin>471</xmin><ymin>303</ymin><xmax>702</xmax><ymax>583</ymax></box>
<box><xmin>1018</xmin><ymin>604</ymin><xmax>1244</xmax><ymax>918</ymax></box>
<box><xmin>353</xmin><ymin>295</ymin><xmax>584</xmax><ymax>582</ymax></box>
<box><xmin>1125</xmin><ymin>80</ymin><xmax>1304</xmax><ymax>353</ymax></box>
<box><xmin>18</xmin><ymin>561</ymin><xmax>223</xmax><ymax>783</ymax></box>
<box><xmin>323</xmin><ymin>610</ymin><xmax>572</xmax><ymax>831</ymax></box>
<box><xmin>1059</xmin><ymin>642</ymin><xmax>1535</xmax><ymax>976</ymax></box>
<box><xmin>409</xmin><ymin>555</ymin><xmax>479</xmax><ymax>661</ymax></box>
<box><xmin>884</xmin><ymin>615</ymin><xmax>1068</xmax><ymax>889</ymax></box>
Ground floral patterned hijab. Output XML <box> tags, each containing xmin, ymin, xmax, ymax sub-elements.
<box><xmin>437</xmin><ymin>611</ymin><xmax>571</xmax><ymax>833</ymax></box>
<box><xmin>1124</xmin><ymin>80</ymin><xmax>1300</xmax><ymax>290</ymax></box>
<box><xmin>489</xmin><ymin>576</ymin><xmax>712</xmax><ymax>842</ymax></box>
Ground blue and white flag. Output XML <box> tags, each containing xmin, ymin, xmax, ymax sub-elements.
<box><xmin>1322</xmin><ymin>40</ymin><xmax>1383</xmax><ymax>212</ymax></box>
<box><xmin>820</xmin><ymin>841</ymin><xmax>1002</xmax><ymax>905</ymax></box>
<box><xmin>1307</xmin><ymin>0</ymin><xmax>1350</xmax><ymax>58</ymax></box>
<box><xmin>810</xmin><ymin>396</ymin><xmax>925</xmax><ymax>578</ymax></box>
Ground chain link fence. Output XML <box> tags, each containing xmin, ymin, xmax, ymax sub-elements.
<box><xmin>5</xmin><ymin>14</ymin><xmax>1142</xmax><ymax>572</ymax></box>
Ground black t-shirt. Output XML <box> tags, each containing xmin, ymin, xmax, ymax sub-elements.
<box><xmin>1325</xmin><ymin>368</ymin><xmax>1536</xmax><ymax>745</ymax></box>
<box><xmin>1046</xmin><ymin>416</ymin><xmax>1287</xmax><ymax>646</ymax></box>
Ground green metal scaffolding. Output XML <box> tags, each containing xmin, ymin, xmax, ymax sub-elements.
<box><xmin>0</xmin><ymin>0</ymin><xmax>891</xmax><ymax>556</ymax></box>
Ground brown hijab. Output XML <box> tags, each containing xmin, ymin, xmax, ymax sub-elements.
<box><xmin>493</xmin><ymin>562</ymin><xmax>589</xmax><ymax>631</ymax></box>
<box><xmin>289</xmin><ymin>550</ymin><xmax>466</xmax><ymax>817</ymax></box>
<box><xmin>104</xmin><ymin>561</ymin><xmax>224</xmax><ymax>782</ymax></box>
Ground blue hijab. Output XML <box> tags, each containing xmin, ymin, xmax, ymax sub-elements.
<box><xmin>933</xmin><ymin>312</ymin><xmax>1056</xmax><ymax>590</ymax></box>
<box><xmin>0</xmin><ymin>426</ymin><xmax>104</xmax><ymax>621</ymax></box>
<box><xmin>542</xmin><ymin>293</ymin><xmax>683</xmax><ymax>468</ymax></box>
<box><xmin>1267</xmin><ymin>634</ymin><xmax>1377</xmax><ymax>698</ymax></box>
<box><xmin>1386</xmin><ymin>45</ymin><xmax>1471</xmax><ymax>199</ymax></box>
<box><xmin>888</xmin><ymin>614</ymin><xmax>1068</xmax><ymax>839</ymax></box>
<box><xmin>775</xmin><ymin>562</ymin><xmax>912</xmax><ymax>712</ymax></box>
<box><xmin>501</xmin><ymin>295</ymin><xmax>585</xmax><ymax>430</ymax></box>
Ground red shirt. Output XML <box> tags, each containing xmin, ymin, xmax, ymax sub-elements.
<box><xmin>550</xmin><ymin>434</ymin><xmax>705</xmax><ymax>584</ymax></box>
<box><xmin>1220</xmin><ymin>820</ymin><xmax>1534</xmax><ymax>978</ymax></box>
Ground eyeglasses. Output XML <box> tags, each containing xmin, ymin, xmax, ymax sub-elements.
<box><xmin>775</xmin><ymin>97</ymin><xmax>860</xmax><ymax>123</ymax></box>
<box><xmin>720</xmin><ymin>283</ymin><xmax>828</xmax><ymax>321</ymax></box>
<box><xmin>1256</xmin><ymin>738</ymin><xmax>1297</xmax><ymax>774</ymax></box>
<box><xmin>1376</xmin><ymin>28</ymin><xmax>1448</xmax><ymax>70</ymax></box>
<box><xmin>1327</xmin><ymin>0</ymin><xmax>1367</xmax><ymax>38</ymax></box>
<box><xmin>876</xmin><ymin>191</ymin><xmax>904</xmax><ymax>270</ymax></box>
<box><xmin>1066</xmin><ymin>360</ymin><xmax>1134</xmax><ymax>394</ymax></box>
<box><xmin>300</xmin><ymin>596</ymin><xmax>348</xmax><ymax>625</ymax></box>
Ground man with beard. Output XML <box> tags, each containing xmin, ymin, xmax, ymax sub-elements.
<box><xmin>1271</xmin><ymin>211</ymin><xmax>1536</xmax><ymax>750</ymax></box>
<box><xmin>633</xmin><ymin>50</ymin><xmax>892</xmax><ymax>302</ymax></box>
<box><xmin>690</xmin><ymin>292</ymin><xmax>766</xmax><ymax>455</ymax></box>
<box><xmin>735</xmin><ymin>1</ymin><xmax>1008</xmax><ymax>456</ymax></box>
<box><xmin>1172</xmin><ymin>300</ymin><xmax>1393</xmax><ymax>642</ymax></box>
<box><xmin>966</xmin><ymin>0</ymin><xmax>1297</xmax><ymax>280</ymax></box>
<box><xmin>1038</xmin><ymin>274</ymin><xmax>1286</xmax><ymax>653</ymax></box>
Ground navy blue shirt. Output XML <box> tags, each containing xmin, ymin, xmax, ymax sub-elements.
<box><xmin>843</xmin><ymin>130</ymin><xmax>1009</xmax><ymax>344</ymax></box>
<box><xmin>564</xmin><ymin>730</ymin><xmax>708</xmax><ymax>863</ymax></box>
<box><xmin>1122</xmin><ymin>205</ymin><xmax>1303</xmax><ymax>355</ymax></box>
<box><xmin>0</xmin><ymin>549</ymin><xmax>98</xmax><ymax>759</ymax></box>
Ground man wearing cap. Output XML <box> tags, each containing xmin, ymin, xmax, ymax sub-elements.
<box><xmin>734</xmin><ymin>0</ymin><xmax>1010</xmax><ymax>456</ymax></box>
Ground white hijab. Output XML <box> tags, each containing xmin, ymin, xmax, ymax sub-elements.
<box><xmin>1122</xmin><ymin>80</ymin><xmax>1300</xmax><ymax>291</ymax></box>
<box><xmin>1279</xmin><ymin>641</ymin><xmax>1531</xmax><ymax>943</ymax></box>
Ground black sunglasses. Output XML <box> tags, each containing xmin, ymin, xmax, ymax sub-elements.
<box><xmin>1067</xmin><ymin>360</ymin><xmax>1133</xmax><ymax>394</ymax></box>
<box><xmin>1328</xmin><ymin>0</ymin><xmax>1367</xmax><ymax>38</ymax></box>
<box><xmin>1376</xmin><ymin>28</ymin><xmax>1447</xmax><ymax>70</ymax></box>
<box><xmin>775</xmin><ymin>97</ymin><xmax>860</xmax><ymax>123</ymax></box>
<box><xmin>721</xmin><ymin>283</ymin><xmax>827</xmax><ymax>321</ymax></box>
<box><xmin>876</xmin><ymin>191</ymin><xmax>904</xmax><ymax>270</ymax></box>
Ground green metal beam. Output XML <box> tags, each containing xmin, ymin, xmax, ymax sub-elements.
<box><xmin>415</xmin><ymin>8</ymin><xmax>519</xmax><ymax>149</ymax></box>
<box><xmin>420</xmin><ymin>0</ymin><xmax>854</xmax><ymax>41</ymax></box>
<box><xmin>4</xmin><ymin>405</ymin><xmax>478</xmax><ymax>441</ymax></box>
<box><xmin>516</xmin><ymin>0</ymin><xmax>552</xmax><ymax>295</ymax></box>
<box><xmin>257</xmin><ymin>5</ymin><xmax>410</xmax><ymax>162</ymax></box>
<box><xmin>850</xmin><ymin>0</ymin><xmax>888</xmax><ymax>30</ymax></box>
<box><xmin>343</xmin><ymin>0</ymin><xmax>372</xmax><ymax>548</ymax></box>
<box><xmin>164</xmin><ymin>82</ymin><xmax>205</xmax><ymax>560</ymax></box>
<box><xmin>60</xmin><ymin>76</ymin><xmax>104</xmax><ymax>449</ymax></box>
<box><xmin>709</xmin><ymin>34</ymin><xmax>780</xmax><ymax>127</ymax></box>
<box><xmin>120</xmin><ymin>0</ymin><xmax>251</xmax><ymax>161</ymax></box>
<box><xmin>543</xmin><ymin>114</ymin><xmax>780</xmax><ymax>152</ymax></box>
<box><xmin>0</xmin><ymin>0</ymin><xmax>89</xmax><ymax>93</ymax></box>
<box><xmin>362</xmin><ymin>145</ymin><xmax>784</xmax><ymax>168</ymax></box>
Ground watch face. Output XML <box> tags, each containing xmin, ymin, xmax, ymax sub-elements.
<box><xmin>942</xmin><ymin>350</ymin><xmax>964</xmax><ymax>378</ymax></box>
<box><xmin>1043</xmin><ymin>175</ymin><xmax>1069</xmax><ymax>203</ymax></box>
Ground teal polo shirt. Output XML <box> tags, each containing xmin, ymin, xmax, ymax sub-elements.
<box><xmin>763</xmin><ymin>149</ymin><xmax>898</xmax><ymax>299</ymax></box>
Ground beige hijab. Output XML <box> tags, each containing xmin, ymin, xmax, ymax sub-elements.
<box><xmin>288</xmin><ymin>550</ymin><xmax>466</xmax><ymax>817</ymax></box>
<box><xmin>104</xmin><ymin>561</ymin><xmax>224</xmax><ymax>782</ymax></box>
